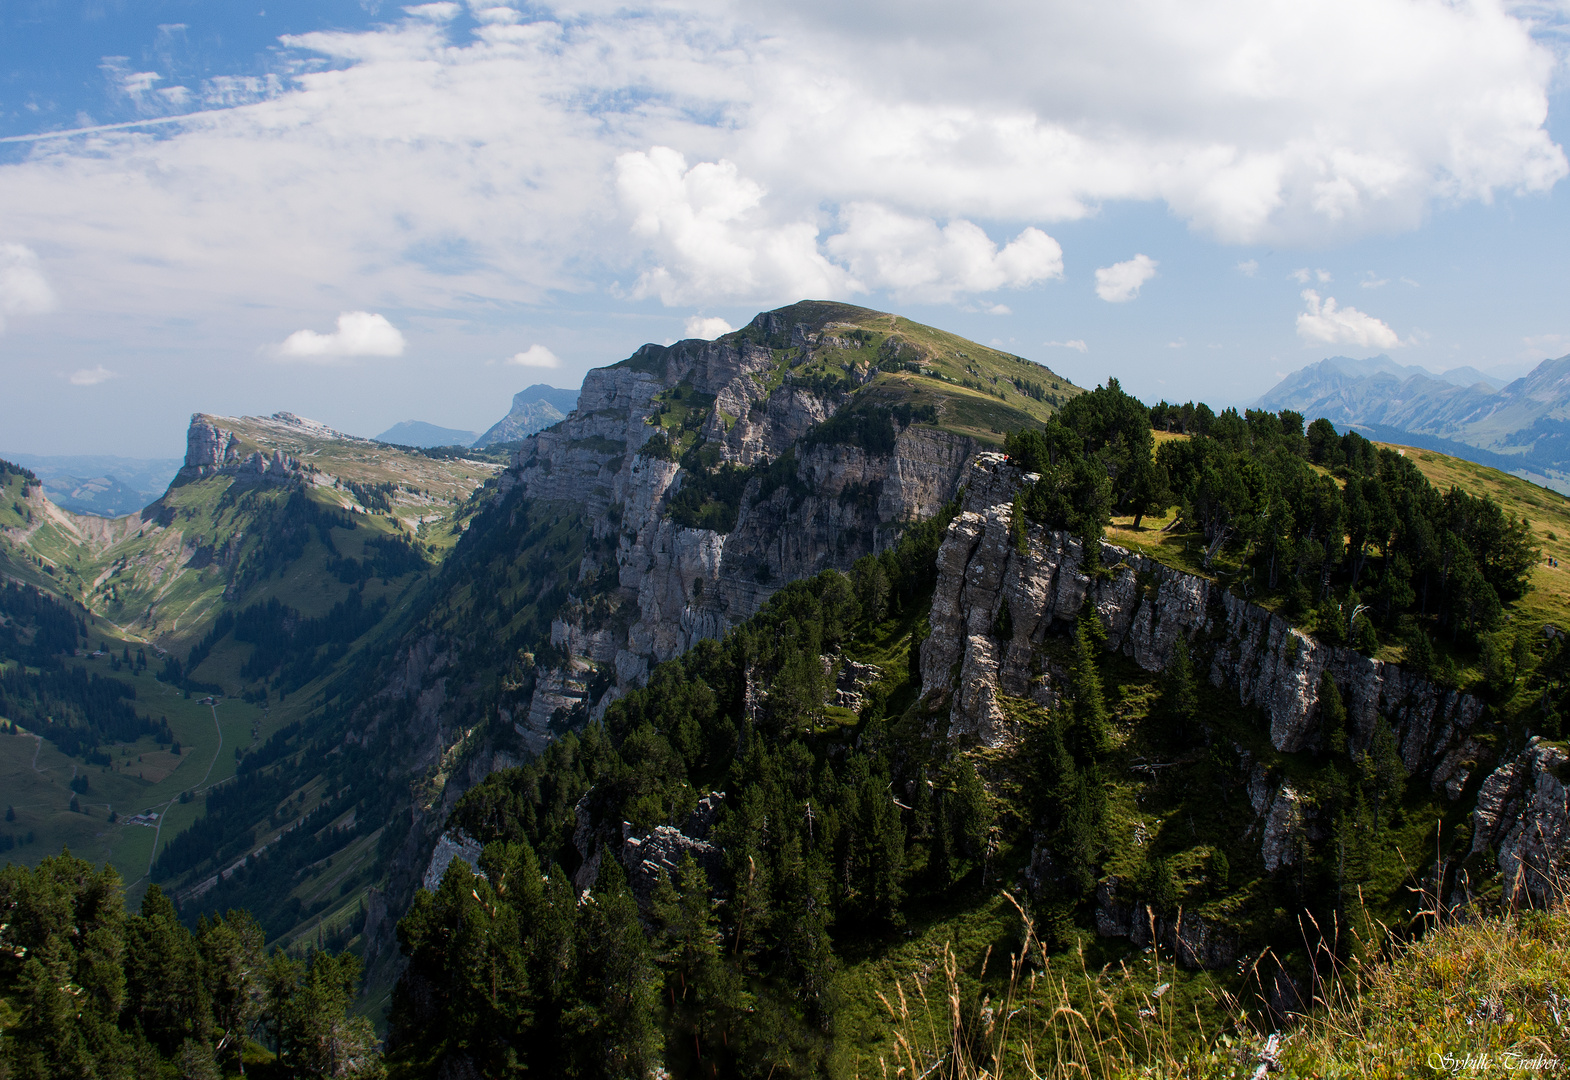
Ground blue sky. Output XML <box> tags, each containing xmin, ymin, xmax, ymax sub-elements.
<box><xmin>2</xmin><ymin>0</ymin><xmax>1570</xmax><ymax>456</ymax></box>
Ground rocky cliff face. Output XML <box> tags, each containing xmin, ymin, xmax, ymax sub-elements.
<box><xmin>175</xmin><ymin>412</ymin><xmax>326</xmax><ymax>485</ymax></box>
<box><xmin>496</xmin><ymin>311</ymin><xmax>978</xmax><ymax>751</ymax></box>
<box><xmin>919</xmin><ymin>453</ymin><xmax>1548</xmax><ymax>962</ymax></box>
<box><xmin>1470</xmin><ymin>738</ymin><xmax>1570</xmax><ymax>904</ymax></box>
<box><xmin>924</xmin><ymin>453</ymin><xmax>1483</xmax><ymax>778</ymax></box>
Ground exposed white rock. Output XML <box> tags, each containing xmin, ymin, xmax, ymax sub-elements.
<box><xmin>1470</xmin><ymin>738</ymin><xmax>1570</xmax><ymax>904</ymax></box>
<box><xmin>1259</xmin><ymin>784</ymin><xmax>1302</xmax><ymax>873</ymax></box>
<box><xmin>422</xmin><ymin>830</ymin><xmax>482</xmax><ymax>892</ymax></box>
<box><xmin>496</xmin><ymin>314</ymin><xmax>977</xmax><ymax>731</ymax></box>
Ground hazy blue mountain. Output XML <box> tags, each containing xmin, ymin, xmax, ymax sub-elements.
<box><xmin>473</xmin><ymin>384</ymin><xmax>580</xmax><ymax>447</ymax></box>
<box><xmin>1257</xmin><ymin>353</ymin><xmax>1570</xmax><ymax>492</ymax></box>
<box><xmin>1439</xmin><ymin>365</ymin><xmax>1508</xmax><ymax>390</ymax></box>
<box><xmin>374</xmin><ymin>420</ymin><xmax>482</xmax><ymax>447</ymax></box>
<box><xmin>0</xmin><ymin>453</ymin><xmax>183</xmax><ymax>516</ymax></box>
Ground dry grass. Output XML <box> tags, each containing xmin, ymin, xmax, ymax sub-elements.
<box><xmin>869</xmin><ymin>887</ymin><xmax>1570</xmax><ymax>1079</ymax></box>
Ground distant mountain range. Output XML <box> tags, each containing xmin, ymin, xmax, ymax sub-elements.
<box><xmin>373</xmin><ymin>384</ymin><xmax>581</xmax><ymax>449</ymax></box>
<box><xmin>1256</xmin><ymin>353</ymin><xmax>1570</xmax><ymax>493</ymax></box>
<box><xmin>0</xmin><ymin>453</ymin><xmax>183</xmax><ymax>516</ymax></box>
<box><xmin>473</xmin><ymin>384</ymin><xmax>580</xmax><ymax>446</ymax></box>
<box><xmin>372</xmin><ymin>420</ymin><xmax>482</xmax><ymax>448</ymax></box>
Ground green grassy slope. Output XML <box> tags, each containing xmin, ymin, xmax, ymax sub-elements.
<box><xmin>0</xmin><ymin>424</ymin><xmax>497</xmax><ymax>929</ymax></box>
<box><xmin>637</xmin><ymin>300</ymin><xmax>1084</xmax><ymax>445</ymax></box>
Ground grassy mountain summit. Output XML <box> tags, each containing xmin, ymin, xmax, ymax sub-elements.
<box><xmin>641</xmin><ymin>299</ymin><xmax>1080</xmax><ymax>444</ymax></box>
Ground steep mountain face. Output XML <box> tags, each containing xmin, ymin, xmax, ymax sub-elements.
<box><xmin>472</xmin><ymin>384</ymin><xmax>581</xmax><ymax>447</ymax></box>
<box><xmin>1</xmin><ymin>412</ymin><xmax>497</xmax><ymax>651</ymax></box>
<box><xmin>485</xmin><ymin>302</ymin><xmax>1077</xmax><ymax>745</ymax></box>
<box><xmin>925</xmin><ymin>453</ymin><xmax>1564</xmax><ymax>960</ymax></box>
<box><xmin>500</xmin><ymin>313</ymin><xmax>983</xmax><ymax>749</ymax></box>
<box><xmin>335</xmin><ymin>300</ymin><xmax>1079</xmax><ymax>981</ymax></box>
<box><xmin>928</xmin><ymin>455</ymin><xmax>1483</xmax><ymax>775</ymax></box>
<box><xmin>1258</xmin><ymin>353</ymin><xmax>1570</xmax><ymax>490</ymax></box>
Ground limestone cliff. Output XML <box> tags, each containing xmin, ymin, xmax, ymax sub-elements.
<box><xmin>919</xmin><ymin>452</ymin><xmax>1548</xmax><ymax>962</ymax></box>
<box><xmin>1470</xmin><ymin>738</ymin><xmax>1570</xmax><ymax>904</ymax></box>
<box><xmin>923</xmin><ymin>453</ymin><xmax>1484</xmax><ymax>777</ymax></box>
<box><xmin>497</xmin><ymin>305</ymin><xmax>990</xmax><ymax>750</ymax></box>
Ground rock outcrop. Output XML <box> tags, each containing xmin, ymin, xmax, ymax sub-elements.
<box><xmin>1093</xmin><ymin>877</ymin><xmax>1239</xmax><ymax>970</ymax></box>
<box><xmin>1470</xmin><ymin>738</ymin><xmax>1570</xmax><ymax>904</ymax></box>
<box><xmin>495</xmin><ymin>310</ymin><xmax>977</xmax><ymax>750</ymax></box>
<box><xmin>174</xmin><ymin>412</ymin><xmax>339</xmax><ymax>485</ymax></box>
<box><xmin>923</xmin><ymin>453</ymin><xmax>1483</xmax><ymax>779</ymax></box>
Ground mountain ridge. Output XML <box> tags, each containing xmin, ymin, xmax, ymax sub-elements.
<box><xmin>1258</xmin><ymin>352</ymin><xmax>1570</xmax><ymax>491</ymax></box>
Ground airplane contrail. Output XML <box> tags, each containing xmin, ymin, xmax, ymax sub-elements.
<box><xmin>0</xmin><ymin>111</ymin><xmax>228</xmax><ymax>144</ymax></box>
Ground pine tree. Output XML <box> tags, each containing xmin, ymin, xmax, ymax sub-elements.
<box><xmin>946</xmin><ymin>759</ymin><xmax>991</xmax><ymax>877</ymax></box>
<box><xmin>566</xmin><ymin>853</ymin><xmax>663</xmax><ymax>1078</ymax></box>
<box><xmin>196</xmin><ymin>910</ymin><xmax>265</xmax><ymax>1070</ymax></box>
<box><xmin>1161</xmin><ymin>635</ymin><xmax>1199</xmax><ymax>746</ymax></box>
<box><xmin>267</xmin><ymin>949</ymin><xmax>384</xmax><ymax>1079</ymax></box>
<box><xmin>652</xmin><ymin>853</ymin><xmax>721</xmax><ymax>991</ymax></box>
<box><xmin>1318</xmin><ymin>670</ymin><xmax>1348</xmax><ymax>757</ymax></box>
<box><xmin>1069</xmin><ymin>614</ymin><xmax>1110</xmax><ymax>757</ymax></box>
<box><xmin>1365</xmin><ymin>716</ymin><xmax>1408</xmax><ymax>830</ymax></box>
<box><xmin>123</xmin><ymin>884</ymin><xmax>210</xmax><ymax>1057</ymax></box>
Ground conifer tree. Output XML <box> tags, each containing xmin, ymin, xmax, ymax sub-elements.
<box><xmin>1069</xmin><ymin>613</ymin><xmax>1110</xmax><ymax>757</ymax></box>
<box><xmin>566</xmin><ymin>853</ymin><xmax>663</xmax><ymax>1078</ymax></box>
<box><xmin>196</xmin><ymin>910</ymin><xmax>266</xmax><ymax>1071</ymax></box>
<box><xmin>1318</xmin><ymin>670</ymin><xmax>1348</xmax><ymax>757</ymax></box>
<box><xmin>1162</xmin><ymin>635</ymin><xmax>1199</xmax><ymax>746</ymax></box>
<box><xmin>946</xmin><ymin>759</ymin><xmax>991</xmax><ymax>876</ymax></box>
<box><xmin>1364</xmin><ymin>716</ymin><xmax>1408</xmax><ymax>830</ymax></box>
<box><xmin>123</xmin><ymin>883</ymin><xmax>210</xmax><ymax>1057</ymax></box>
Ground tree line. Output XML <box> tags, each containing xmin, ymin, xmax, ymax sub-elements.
<box><xmin>1006</xmin><ymin>380</ymin><xmax>1538</xmax><ymax>652</ymax></box>
<box><xmin>385</xmin><ymin>508</ymin><xmax>997</xmax><ymax>1078</ymax></box>
<box><xmin>0</xmin><ymin>854</ymin><xmax>381</xmax><ymax>1078</ymax></box>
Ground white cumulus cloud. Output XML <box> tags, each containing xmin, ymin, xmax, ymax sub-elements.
<box><xmin>0</xmin><ymin>0</ymin><xmax>1558</xmax><ymax>343</ymax></box>
<box><xmin>1045</xmin><ymin>339</ymin><xmax>1088</xmax><ymax>352</ymax></box>
<box><xmin>278</xmin><ymin>311</ymin><xmax>406</xmax><ymax>360</ymax></box>
<box><xmin>68</xmin><ymin>365</ymin><xmax>115</xmax><ymax>386</ymax></box>
<box><xmin>683</xmin><ymin>316</ymin><xmax>735</xmax><ymax>340</ymax></box>
<box><xmin>0</xmin><ymin>243</ymin><xmax>56</xmax><ymax>331</ymax></box>
<box><xmin>616</xmin><ymin>148</ymin><xmax>853</xmax><ymax>306</ymax></box>
<box><xmin>825</xmin><ymin>204</ymin><xmax>1062</xmax><ymax>304</ymax></box>
<box><xmin>1094</xmin><ymin>255</ymin><xmax>1158</xmax><ymax>302</ymax></box>
<box><xmin>507</xmin><ymin>344</ymin><xmax>560</xmax><ymax>368</ymax></box>
<box><xmin>1296</xmin><ymin>290</ymin><xmax>1401</xmax><ymax>348</ymax></box>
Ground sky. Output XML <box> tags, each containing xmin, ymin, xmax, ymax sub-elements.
<box><xmin>3</xmin><ymin>0</ymin><xmax>1570</xmax><ymax>457</ymax></box>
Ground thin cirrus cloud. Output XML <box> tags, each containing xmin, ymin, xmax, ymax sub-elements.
<box><xmin>1094</xmin><ymin>255</ymin><xmax>1158</xmax><ymax>302</ymax></box>
<box><xmin>277</xmin><ymin>312</ymin><xmax>406</xmax><ymax>360</ymax></box>
<box><xmin>0</xmin><ymin>0</ymin><xmax>1556</xmax><ymax>341</ymax></box>
<box><xmin>0</xmin><ymin>243</ymin><xmax>56</xmax><ymax>332</ymax></box>
<box><xmin>1296</xmin><ymin>290</ymin><xmax>1401</xmax><ymax>349</ymax></box>
<box><xmin>507</xmin><ymin>344</ymin><xmax>560</xmax><ymax>368</ymax></box>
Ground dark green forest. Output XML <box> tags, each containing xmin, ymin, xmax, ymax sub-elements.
<box><xmin>0</xmin><ymin>855</ymin><xmax>381</xmax><ymax>1078</ymax></box>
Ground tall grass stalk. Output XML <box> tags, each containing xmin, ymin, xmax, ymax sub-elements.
<box><xmin>869</xmin><ymin>878</ymin><xmax>1570</xmax><ymax>1079</ymax></box>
